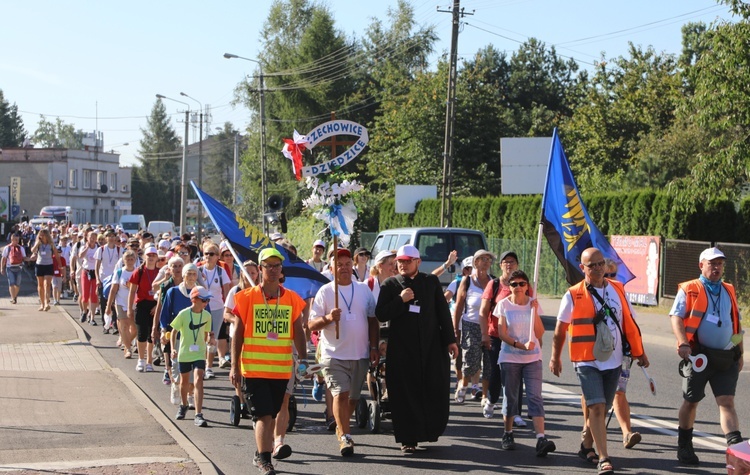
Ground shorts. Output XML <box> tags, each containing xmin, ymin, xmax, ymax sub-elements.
<box><xmin>683</xmin><ymin>359</ymin><xmax>740</xmax><ymax>403</ymax></box>
<box><xmin>35</xmin><ymin>264</ymin><xmax>54</xmax><ymax>277</ymax></box>
<box><xmin>178</xmin><ymin>359</ymin><xmax>206</xmax><ymax>374</ymax></box>
<box><xmin>209</xmin><ymin>308</ymin><xmax>224</xmax><ymax>336</ymax></box>
<box><xmin>576</xmin><ymin>365</ymin><xmax>620</xmax><ymax>408</ymax></box>
<box><xmin>80</xmin><ymin>270</ymin><xmax>98</xmax><ymax>303</ymax></box>
<box><xmin>218</xmin><ymin>321</ymin><xmax>229</xmax><ymax>340</ymax></box>
<box><xmin>245</xmin><ymin>378</ymin><xmax>288</xmax><ymax>420</ymax></box>
<box><xmin>321</xmin><ymin>357</ymin><xmax>369</xmax><ymax>399</ymax></box>
<box><xmin>52</xmin><ymin>277</ymin><xmax>62</xmax><ymax>290</ymax></box>
<box><xmin>6</xmin><ymin>266</ymin><xmax>23</xmax><ymax>287</ymax></box>
<box><xmin>135</xmin><ymin>300</ymin><xmax>157</xmax><ymax>343</ymax></box>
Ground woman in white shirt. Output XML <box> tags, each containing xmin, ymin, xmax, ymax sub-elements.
<box><xmin>105</xmin><ymin>250</ymin><xmax>137</xmax><ymax>359</ymax></box>
<box><xmin>200</xmin><ymin>242</ymin><xmax>231</xmax><ymax>379</ymax></box>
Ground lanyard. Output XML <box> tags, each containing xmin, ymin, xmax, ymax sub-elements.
<box><xmin>261</xmin><ymin>286</ymin><xmax>280</xmax><ymax>326</ymax></box>
<box><xmin>106</xmin><ymin>246</ymin><xmax>117</xmax><ymax>265</ymax></box>
<box><xmin>708</xmin><ymin>286</ymin><xmax>722</xmax><ymax>325</ymax></box>
<box><xmin>339</xmin><ymin>284</ymin><xmax>355</xmax><ymax>314</ymax></box>
<box><xmin>205</xmin><ymin>266</ymin><xmax>218</xmax><ymax>289</ymax></box>
<box><xmin>189</xmin><ymin>310</ymin><xmax>203</xmax><ymax>344</ymax></box>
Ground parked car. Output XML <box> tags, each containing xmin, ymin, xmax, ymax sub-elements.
<box><xmin>147</xmin><ymin>220</ymin><xmax>175</xmax><ymax>238</ymax></box>
<box><xmin>369</xmin><ymin>227</ymin><xmax>488</xmax><ymax>286</ymax></box>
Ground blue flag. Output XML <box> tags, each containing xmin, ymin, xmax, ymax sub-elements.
<box><xmin>191</xmin><ymin>182</ymin><xmax>329</xmax><ymax>299</ymax></box>
<box><xmin>541</xmin><ymin>129</ymin><xmax>635</xmax><ymax>285</ymax></box>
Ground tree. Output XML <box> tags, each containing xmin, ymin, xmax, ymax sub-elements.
<box><xmin>32</xmin><ymin>115</ymin><xmax>85</xmax><ymax>149</ymax></box>
<box><xmin>132</xmin><ymin>99</ymin><xmax>181</xmax><ymax>220</ymax></box>
<box><xmin>204</xmin><ymin>122</ymin><xmax>241</xmax><ymax>206</ymax></box>
<box><xmin>0</xmin><ymin>89</ymin><xmax>26</xmax><ymax>147</ymax></box>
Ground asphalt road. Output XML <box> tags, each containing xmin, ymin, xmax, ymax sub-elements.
<box><xmin>53</xmin><ymin>293</ymin><xmax>749</xmax><ymax>475</ymax></box>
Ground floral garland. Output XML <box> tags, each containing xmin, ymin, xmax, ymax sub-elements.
<box><xmin>302</xmin><ymin>176</ymin><xmax>362</xmax><ymax>247</ymax></box>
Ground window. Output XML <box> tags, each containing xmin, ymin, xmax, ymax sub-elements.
<box><xmin>54</xmin><ymin>180</ymin><xmax>64</xmax><ymax>188</ymax></box>
<box><xmin>96</xmin><ymin>171</ymin><xmax>106</xmax><ymax>189</ymax></box>
<box><xmin>83</xmin><ymin>170</ymin><xmax>92</xmax><ymax>189</ymax></box>
<box><xmin>110</xmin><ymin>173</ymin><xmax>117</xmax><ymax>191</ymax></box>
<box><xmin>69</xmin><ymin>169</ymin><xmax>78</xmax><ymax>189</ymax></box>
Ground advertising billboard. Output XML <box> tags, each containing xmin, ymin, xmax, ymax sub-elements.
<box><xmin>611</xmin><ymin>235</ymin><xmax>660</xmax><ymax>305</ymax></box>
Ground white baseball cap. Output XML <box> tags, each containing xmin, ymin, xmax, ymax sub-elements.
<box><xmin>395</xmin><ymin>245</ymin><xmax>420</xmax><ymax>260</ymax></box>
<box><xmin>699</xmin><ymin>247</ymin><xmax>725</xmax><ymax>262</ymax></box>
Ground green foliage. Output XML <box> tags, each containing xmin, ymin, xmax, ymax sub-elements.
<box><xmin>0</xmin><ymin>89</ymin><xmax>26</xmax><ymax>147</ymax></box>
<box><xmin>132</xmin><ymin>99</ymin><xmax>182</xmax><ymax>220</ymax></box>
<box><xmin>32</xmin><ymin>115</ymin><xmax>85</xmax><ymax>149</ymax></box>
<box><xmin>204</xmin><ymin>122</ymin><xmax>241</xmax><ymax>207</ymax></box>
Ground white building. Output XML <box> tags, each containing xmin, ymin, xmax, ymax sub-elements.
<box><xmin>0</xmin><ymin>146</ymin><xmax>132</xmax><ymax>225</ymax></box>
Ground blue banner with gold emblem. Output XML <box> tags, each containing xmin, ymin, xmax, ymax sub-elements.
<box><xmin>191</xmin><ymin>182</ymin><xmax>329</xmax><ymax>299</ymax></box>
<box><xmin>541</xmin><ymin>129</ymin><xmax>635</xmax><ymax>285</ymax></box>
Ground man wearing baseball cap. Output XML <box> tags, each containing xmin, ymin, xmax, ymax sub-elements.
<box><xmin>670</xmin><ymin>247</ymin><xmax>744</xmax><ymax>465</ymax></box>
<box><xmin>375</xmin><ymin>244</ymin><xmax>458</xmax><ymax>453</ymax></box>
<box><xmin>127</xmin><ymin>243</ymin><xmax>161</xmax><ymax>373</ymax></box>
<box><xmin>229</xmin><ymin>247</ymin><xmax>307</xmax><ymax>474</ymax></box>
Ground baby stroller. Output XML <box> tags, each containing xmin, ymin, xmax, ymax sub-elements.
<box><xmin>354</xmin><ymin>356</ymin><xmax>390</xmax><ymax>433</ymax></box>
<box><xmin>230</xmin><ymin>376</ymin><xmax>298</xmax><ymax>432</ymax></box>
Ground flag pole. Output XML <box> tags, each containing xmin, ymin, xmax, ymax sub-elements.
<box><xmin>333</xmin><ymin>238</ymin><xmax>340</xmax><ymax>339</ymax></box>
<box><xmin>220</xmin><ymin>237</ymin><xmax>254</xmax><ymax>286</ymax></box>
<box><xmin>530</xmin><ymin>129</ymin><xmax>558</xmax><ymax>344</ymax></box>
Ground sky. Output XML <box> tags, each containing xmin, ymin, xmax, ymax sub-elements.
<box><xmin>0</xmin><ymin>0</ymin><xmax>735</xmax><ymax>167</ymax></box>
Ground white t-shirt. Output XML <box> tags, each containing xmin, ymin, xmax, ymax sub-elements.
<box><xmin>114</xmin><ymin>267</ymin><xmax>135</xmax><ymax>309</ymax></box>
<box><xmin>224</xmin><ymin>285</ymin><xmax>240</xmax><ymax>310</ymax></box>
<box><xmin>557</xmin><ymin>284</ymin><xmax>632</xmax><ymax>370</ymax></box>
<box><xmin>367</xmin><ymin>277</ymin><xmax>382</xmax><ymax>302</ymax></box>
<box><xmin>312</xmin><ymin>281</ymin><xmax>376</xmax><ymax>361</ymax></box>
<box><xmin>494</xmin><ymin>297</ymin><xmax>543</xmax><ymax>364</ymax></box>
<box><xmin>79</xmin><ymin>244</ymin><xmax>98</xmax><ymax>271</ymax></box>
<box><xmin>201</xmin><ymin>265</ymin><xmax>230</xmax><ymax>306</ymax></box>
<box><xmin>59</xmin><ymin>243</ymin><xmax>71</xmax><ymax>264</ymax></box>
<box><xmin>94</xmin><ymin>245</ymin><xmax>121</xmax><ymax>279</ymax></box>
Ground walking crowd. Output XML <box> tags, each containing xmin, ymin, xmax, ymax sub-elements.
<box><xmin>1</xmin><ymin>219</ymin><xmax>746</xmax><ymax>475</ymax></box>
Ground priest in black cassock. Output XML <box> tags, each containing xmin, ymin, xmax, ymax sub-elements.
<box><xmin>375</xmin><ymin>244</ymin><xmax>458</xmax><ymax>454</ymax></box>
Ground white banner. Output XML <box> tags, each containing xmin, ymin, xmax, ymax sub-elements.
<box><xmin>0</xmin><ymin>187</ymin><xmax>9</xmax><ymax>220</ymax></box>
<box><xmin>300</xmin><ymin>120</ymin><xmax>369</xmax><ymax>178</ymax></box>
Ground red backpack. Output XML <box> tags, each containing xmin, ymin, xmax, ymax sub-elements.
<box><xmin>7</xmin><ymin>245</ymin><xmax>24</xmax><ymax>266</ymax></box>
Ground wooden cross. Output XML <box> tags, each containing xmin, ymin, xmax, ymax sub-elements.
<box><xmin>317</xmin><ymin>111</ymin><xmax>358</xmax><ymax>161</ymax></box>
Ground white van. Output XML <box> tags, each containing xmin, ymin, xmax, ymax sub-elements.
<box><xmin>119</xmin><ymin>214</ymin><xmax>146</xmax><ymax>234</ymax></box>
<box><xmin>369</xmin><ymin>227</ymin><xmax>488</xmax><ymax>286</ymax></box>
<box><xmin>148</xmin><ymin>220</ymin><xmax>175</xmax><ymax>238</ymax></box>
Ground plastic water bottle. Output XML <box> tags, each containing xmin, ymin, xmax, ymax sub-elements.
<box><xmin>620</xmin><ymin>356</ymin><xmax>631</xmax><ymax>385</ymax></box>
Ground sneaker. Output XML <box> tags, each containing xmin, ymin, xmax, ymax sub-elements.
<box><xmin>471</xmin><ymin>384</ymin><xmax>483</xmax><ymax>401</ymax></box>
<box><xmin>144</xmin><ymin>363</ymin><xmax>154</xmax><ymax>373</ymax></box>
<box><xmin>678</xmin><ymin>442</ymin><xmax>700</xmax><ymax>465</ymax></box>
<box><xmin>253</xmin><ymin>452</ymin><xmax>261</xmax><ymax>467</ymax></box>
<box><xmin>482</xmin><ymin>398</ymin><xmax>494</xmax><ymax>418</ymax></box>
<box><xmin>175</xmin><ymin>405</ymin><xmax>188</xmax><ymax>420</ymax></box>
<box><xmin>90</xmin><ymin>319</ymin><xmax>98</xmax><ymax>326</ymax></box>
<box><xmin>194</xmin><ymin>413</ymin><xmax>208</xmax><ymax>427</ymax></box>
<box><xmin>339</xmin><ymin>435</ymin><xmax>354</xmax><ymax>456</ymax></box>
<box><xmin>135</xmin><ymin>359</ymin><xmax>145</xmax><ymax>372</ymax></box>
<box><xmin>326</xmin><ymin>415</ymin><xmax>337</xmax><ymax>432</ymax></box>
<box><xmin>536</xmin><ymin>437</ymin><xmax>556</xmax><ymax>457</ymax></box>
<box><xmin>170</xmin><ymin>383</ymin><xmax>180</xmax><ymax>405</ymax></box>
<box><xmin>513</xmin><ymin>415</ymin><xmax>527</xmax><ymax>428</ymax></box>
<box><xmin>163</xmin><ymin>370</ymin><xmax>171</xmax><ymax>385</ymax></box>
<box><xmin>501</xmin><ymin>432</ymin><xmax>515</xmax><ymax>450</ymax></box>
<box><xmin>454</xmin><ymin>385</ymin><xmax>467</xmax><ymax>403</ymax></box>
<box><xmin>313</xmin><ymin>378</ymin><xmax>325</xmax><ymax>402</ymax></box>
<box><xmin>204</xmin><ymin>368</ymin><xmax>215</xmax><ymax>379</ymax></box>
<box><xmin>272</xmin><ymin>442</ymin><xmax>292</xmax><ymax>460</ymax></box>
<box><xmin>187</xmin><ymin>393</ymin><xmax>195</xmax><ymax>409</ymax></box>
<box><xmin>80</xmin><ymin>311</ymin><xmax>87</xmax><ymax>322</ymax></box>
<box><xmin>102</xmin><ymin>327</ymin><xmax>110</xmax><ymax>334</ymax></box>
<box><xmin>257</xmin><ymin>462</ymin><xmax>276</xmax><ymax>475</ymax></box>
<box><xmin>219</xmin><ymin>358</ymin><xmax>230</xmax><ymax>369</ymax></box>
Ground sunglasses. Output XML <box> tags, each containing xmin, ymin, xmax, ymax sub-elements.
<box><xmin>158</xmin><ymin>258</ymin><xmax>167</xmax><ymax>262</ymax></box>
<box><xmin>204</xmin><ymin>252</ymin><xmax>217</xmax><ymax>257</ymax></box>
<box><xmin>193</xmin><ymin>297</ymin><xmax>210</xmax><ymax>303</ymax></box>
<box><xmin>178</xmin><ymin>251</ymin><xmax>189</xmax><ymax>256</ymax></box>
<box><xmin>583</xmin><ymin>260</ymin><xmax>606</xmax><ymax>269</ymax></box>
<box><xmin>509</xmin><ymin>281</ymin><xmax>528</xmax><ymax>288</ymax></box>
<box><xmin>604</xmin><ymin>272</ymin><xmax>617</xmax><ymax>278</ymax></box>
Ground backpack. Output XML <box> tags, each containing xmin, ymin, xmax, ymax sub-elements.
<box><xmin>7</xmin><ymin>244</ymin><xmax>24</xmax><ymax>266</ymax></box>
<box><xmin>102</xmin><ymin>268</ymin><xmax>123</xmax><ymax>301</ymax></box>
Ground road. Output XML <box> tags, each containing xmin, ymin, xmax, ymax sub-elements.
<box><xmin>51</xmin><ymin>289</ymin><xmax>748</xmax><ymax>475</ymax></box>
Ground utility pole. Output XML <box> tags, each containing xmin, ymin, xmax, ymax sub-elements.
<box><xmin>438</xmin><ymin>0</ymin><xmax>473</xmax><ymax>227</ymax></box>
<box><xmin>180</xmin><ymin>110</ymin><xmax>189</xmax><ymax>234</ymax></box>
<box><xmin>233</xmin><ymin>132</ymin><xmax>239</xmax><ymax>206</ymax></box>
<box><xmin>259</xmin><ymin>70</ymin><xmax>268</xmax><ymax>235</ymax></box>
<box><xmin>197</xmin><ymin>108</ymin><xmax>203</xmax><ymax>243</ymax></box>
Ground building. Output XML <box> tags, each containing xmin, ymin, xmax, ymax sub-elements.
<box><xmin>0</xmin><ymin>146</ymin><xmax>132</xmax><ymax>225</ymax></box>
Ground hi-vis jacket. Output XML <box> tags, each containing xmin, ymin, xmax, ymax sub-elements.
<box><xmin>678</xmin><ymin>279</ymin><xmax>740</xmax><ymax>348</ymax></box>
<box><xmin>568</xmin><ymin>279</ymin><xmax>644</xmax><ymax>362</ymax></box>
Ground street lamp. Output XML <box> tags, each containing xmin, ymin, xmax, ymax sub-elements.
<box><xmin>155</xmin><ymin>94</ymin><xmax>189</xmax><ymax>236</ymax></box>
<box><xmin>180</xmin><ymin>92</ymin><xmax>204</xmax><ymax>242</ymax></box>
<box><xmin>224</xmin><ymin>52</ymin><xmax>267</xmax><ymax>233</ymax></box>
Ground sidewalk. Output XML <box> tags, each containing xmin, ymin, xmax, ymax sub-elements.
<box><xmin>0</xmin><ymin>275</ymin><xmax>216</xmax><ymax>474</ymax></box>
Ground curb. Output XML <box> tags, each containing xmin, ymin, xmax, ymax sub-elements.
<box><xmin>56</xmin><ymin>306</ymin><xmax>219</xmax><ymax>475</ymax></box>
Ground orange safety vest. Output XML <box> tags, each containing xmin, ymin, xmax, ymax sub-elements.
<box><xmin>678</xmin><ymin>279</ymin><xmax>740</xmax><ymax>348</ymax></box>
<box><xmin>568</xmin><ymin>279</ymin><xmax>644</xmax><ymax>362</ymax></box>
<box><xmin>234</xmin><ymin>285</ymin><xmax>304</xmax><ymax>379</ymax></box>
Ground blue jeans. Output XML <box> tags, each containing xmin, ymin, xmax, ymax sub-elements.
<box><xmin>501</xmin><ymin>360</ymin><xmax>544</xmax><ymax>418</ymax></box>
<box><xmin>576</xmin><ymin>365</ymin><xmax>621</xmax><ymax>408</ymax></box>
<box><xmin>6</xmin><ymin>266</ymin><xmax>22</xmax><ymax>287</ymax></box>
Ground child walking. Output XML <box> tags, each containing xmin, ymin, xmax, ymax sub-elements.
<box><xmin>170</xmin><ymin>286</ymin><xmax>215</xmax><ymax>427</ymax></box>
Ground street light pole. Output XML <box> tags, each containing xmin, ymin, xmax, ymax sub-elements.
<box><xmin>155</xmin><ymin>94</ymin><xmax>189</xmax><ymax>236</ymax></box>
<box><xmin>224</xmin><ymin>52</ymin><xmax>267</xmax><ymax>234</ymax></box>
<box><xmin>180</xmin><ymin>92</ymin><xmax>204</xmax><ymax>243</ymax></box>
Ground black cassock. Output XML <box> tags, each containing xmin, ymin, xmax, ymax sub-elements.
<box><xmin>376</xmin><ymin>271</ymin><xmax>456</xmax><ymax>445</ymax></box>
